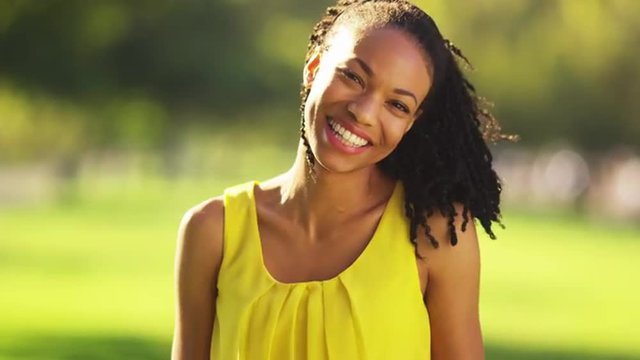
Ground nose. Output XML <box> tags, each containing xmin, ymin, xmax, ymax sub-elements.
<box><xmin>347</xmin><ymin>93</ymin><xmax>379</xmax><ymax>127</ymax></box>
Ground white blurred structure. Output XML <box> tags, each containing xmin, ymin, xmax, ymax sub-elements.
<box><xmin>495</xmin><ymin>146</ymin><xmax>640</xmax><ymax>221</ymax></box>
<box><xmin>0</xmin><ymin>162</ymin><xmax>62</xmax><ymax>207</ymax></box>
<box><xmin>1</xmin><ymin>145</ymin><xmax>640</xmax><ymax>222</ymax></box>
<box><xmin>587</xmin><ymin>152</ymin><xmax>640</xmax><ymax>221</ymax></box>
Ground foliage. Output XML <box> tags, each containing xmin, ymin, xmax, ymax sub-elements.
<box><xmin>0</xmin><ymin>0</ymin><xmax>638</xmax><ymax>161</ymax></box>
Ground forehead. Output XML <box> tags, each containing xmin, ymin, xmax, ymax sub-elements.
<box><xmin>325</xmin><ymin>26</ymin><xmax>433</xmax><ymax>98</ymax></box>
<box><xmin>328</xmin><ymin>24</ymin><xmax>428</xmax><ymax>58</ymax></box>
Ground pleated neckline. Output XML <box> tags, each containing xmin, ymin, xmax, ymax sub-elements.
<box><xmin>248</xmin><ymin>180</ymin><xmax>400</xmax><ymax>286</ymax></box>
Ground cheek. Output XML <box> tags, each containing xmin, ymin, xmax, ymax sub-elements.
<box><xmin>310</xmin><ymin>65</ymin><xmax>340</xmax><ymax>95</ymax></box>
<box><xmin>306</xmin><ymin>75</ymin><xmax>335</xmax><ymax>120</ymax></box>
<box><xmin>316</xmin><ymin>76</ymin><xmax>350</xmax><ymax>105</ymax></box>
<box><xmin>382</xmin><ymin>118</ymin><xmax>412</xmax><ymax>147</ymax></box>
<box><xmin>310</xmin><ymin>66</ymin><xmax>360</xmax><ymax>107</ymax></box>
<box><xmin>305</xmin><ymin>75</ymin><xmax>334</xmax><ymax>123</ymax></box>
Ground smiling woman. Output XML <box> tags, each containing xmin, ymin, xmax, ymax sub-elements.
<box><xmin>305</xmin><ymin>27</ymin><xmax>431</xmax><ymax>167</ymax></box>
<box><xmin>171</xmin><ymin>1</ymin><xmax>513</xmax><ymax>359</ymax></box>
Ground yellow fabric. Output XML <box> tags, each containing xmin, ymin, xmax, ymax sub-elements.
<box><xmin>212</xmin><ymin>181</ymin><xmax>430</xmax><ymax>359</ymax></box>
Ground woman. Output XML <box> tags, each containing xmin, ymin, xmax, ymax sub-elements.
<box><xmin>172</xmin><ymin>0</ymin><xmax>512</xmax><ymax>359</ymax></box>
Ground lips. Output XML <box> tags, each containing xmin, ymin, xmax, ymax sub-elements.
<box><xmin>324</xmin><ymin>117</ymin><xmax>372</xmax><ymax>155</ymax></box>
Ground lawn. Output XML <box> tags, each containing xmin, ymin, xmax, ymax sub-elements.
<box><xmin>0</xmin><ymin>175</ymin><xmax>638</xmax><ymax>359</ymax></box>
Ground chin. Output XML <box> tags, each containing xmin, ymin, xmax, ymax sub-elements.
<box><xmin>312</xmin><ymin>147</ymin><xmax>383</xmax><ymax>175</ymax></box>
<box><xmin>316</xmin><ymin>159</ymin><xmax>367</xmax><ymax>175</ymax></box>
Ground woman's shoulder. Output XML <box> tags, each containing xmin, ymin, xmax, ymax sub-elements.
<box><xmin>174</xmin><ymin>176</ymin><xmax>280</xmax><ymax>275</ymax></box>
<box><xmin>177</xmin><ymin>176</ymin><xmax>267</xmax><ymax>251</ymax></box>
<box><xmin>182</xmin><ymin>196</ymin><xmax>225</xmax><ymax>233</ymax></box>
<box><xmin>176</xmin><ymin>196</ymin><xmax>225</xmax><ymax>275</ymax></box>
<box><xmin>415</xmin><ymin>202</ymin><xmax>480</xmax><ymax>271</ymax></box>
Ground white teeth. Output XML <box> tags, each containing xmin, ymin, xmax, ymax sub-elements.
<box><xmin>328</xmin><ymin>119</ymin><xmax>368</xmax><ymax>147</ymax></box>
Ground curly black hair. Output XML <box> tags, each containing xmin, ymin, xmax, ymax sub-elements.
<box><xmin>299</xmin><ymin>0</ymin><xmax>517</xmax><ymax>249</ymax></box>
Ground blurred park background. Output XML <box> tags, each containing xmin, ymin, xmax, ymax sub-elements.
<box><xmin>0</xmin><ymin>0</ymin><xmax>639</xmax><ymax>359</ymax></box>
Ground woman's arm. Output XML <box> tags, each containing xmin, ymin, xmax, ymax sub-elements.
<box><xmin>419</xmin><ymin>203</ymin><xmax>484</xmax><ymax>360</ymax></box>
<box><xmin>171</xmin><ymin>198</ymin><xmax>224</xmax><ymax>360</ymax></box>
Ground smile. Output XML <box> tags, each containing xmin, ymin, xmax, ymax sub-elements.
<box><xmin>327</xmin><ymin>118</ymin><xmax>370</xmax><ymax>148</ymax></box>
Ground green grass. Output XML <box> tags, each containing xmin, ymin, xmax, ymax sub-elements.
<box><xmin>0</xmin><ymin>176</ymin><xmax>639</xmax><ymax>359</ymax></box>
<box><xmin>480</xmin><ymin>211</ymin><xmax>640</xmax><ymax>357</ymax></box>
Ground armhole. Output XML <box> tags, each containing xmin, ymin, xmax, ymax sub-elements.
<box><xmin>220</xmin><ymin>187</ymin><xmax>233</xmax><ymax>274</ymax></box>
<box><xmin>397</xmin><ymin>182</ymin><xmax>429</xmax><ymax>303</ymax></box>
<box><xmin>205</xmin><ymin>196</ymin><xmax>226</xmax><ymax>288</ymax></box>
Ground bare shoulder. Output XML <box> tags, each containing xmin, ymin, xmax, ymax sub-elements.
<box><xmin>415</xmin><ymin>202</ymin><xmax>485</xmax><ymax>358</ymax></box>
<box><xmin>180</xmin><ymin>196</ymin><xmax>225</xmax><ymax>241</ymax></box>
<box><xmin>415</xmin><ymin>202</ymin><xmax>480</xmax><ymax>276</ymax></box>
<box><xmin>177</xmin><ymin>196</ymin><xmax>225</xmax><ymax>266</ymax></box>
<box><xmin>172</xmin><ymin>196</ymin><xmax>225</xmax><ymax>359</ymax></box>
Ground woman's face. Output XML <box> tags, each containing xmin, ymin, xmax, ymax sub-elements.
<box><xmin>303</xmin><ymin>25</ymin><xmax>433</xmax><ymax>174</ymax></box>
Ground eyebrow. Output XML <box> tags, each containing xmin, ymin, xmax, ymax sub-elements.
<box><xmin>353</xmin><ymin>57</ymin><xmax>418</xmax><ymax>106</ymax></box>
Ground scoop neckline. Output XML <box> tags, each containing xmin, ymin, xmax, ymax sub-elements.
<box><xmin>248</xmin><ymin>180</ymin><xmax>400</xmax><ymax>286</ymax></box>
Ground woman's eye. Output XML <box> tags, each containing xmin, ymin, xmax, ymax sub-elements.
<box><xmin>390</xmin><ymin>101</ymin><xmax>410</xmax><ymax>114</ymax></box>
<box><xmin>339</xmin><ymin>68</ymin><xmax>364</xmax><ymax>87</ymax></box>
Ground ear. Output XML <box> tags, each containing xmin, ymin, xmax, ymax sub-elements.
<box><xmin>303</xmin><ymin>49</ymin><xmax>322</xmax><ymax>88</ymax></box>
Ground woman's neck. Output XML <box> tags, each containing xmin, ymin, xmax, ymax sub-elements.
<box><xmin>266</xmin><ymin>141</ymin><xmax>396</xmax><ymax>239</ymax></box>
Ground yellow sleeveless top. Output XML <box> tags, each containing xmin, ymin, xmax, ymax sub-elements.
<box><xmin>212</xmin><ymin>181</ymin><xmax>430</xmax><ymax>359</ymax></box>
